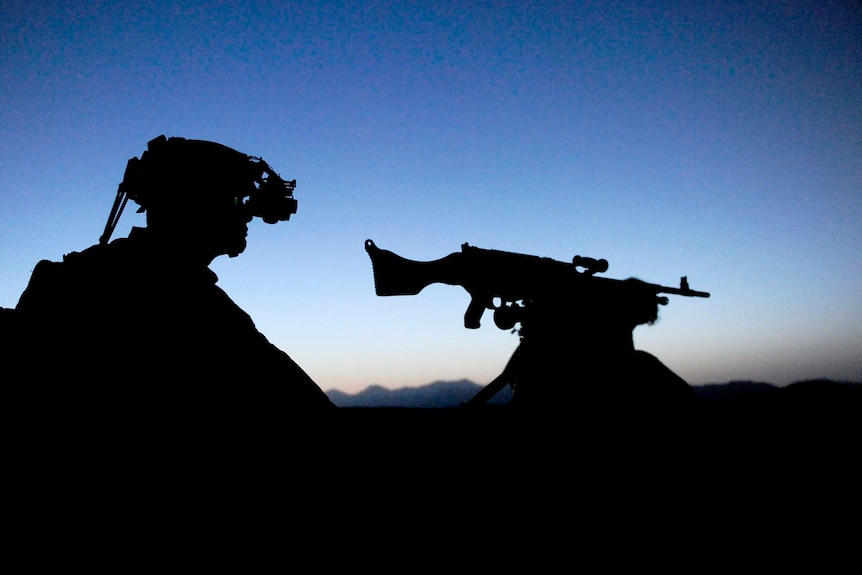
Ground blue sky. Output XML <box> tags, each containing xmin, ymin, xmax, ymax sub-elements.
<box><xmin>2</xmin><ymin>1</ymin><xmax>860</xmax><ymax>394</ymax></box>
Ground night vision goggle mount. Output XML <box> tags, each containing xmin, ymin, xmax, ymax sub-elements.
<box><xmin>99</xmin><ymin>135</ymin><xmax>297</xmax><ymax>245</ymax></box>
<box><xmin>244</xmin><ymin>156</ymin><xmax>297</xmax><ymax>224</ymax></box>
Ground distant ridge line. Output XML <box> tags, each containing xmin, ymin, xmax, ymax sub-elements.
<box><xmin>326</xmin><ymin>379</ymin><xmax>512</xmax><ymax>408</ymax></box>
<box><xmin>325</xmin><ymin>378</ymin><xmax>859</xmax><ymax>408</ymax></box>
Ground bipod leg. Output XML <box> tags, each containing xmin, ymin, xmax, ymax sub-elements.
<box><xmin>463</xmin><ymin>344</ymin><xmax>521</xmax><ymax>407</ymax></box>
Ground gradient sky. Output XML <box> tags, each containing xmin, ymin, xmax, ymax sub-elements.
<box><xmin>2</xmin><ymin>1</ymin><xmax>860</xmax><ymax>394</ymax></box>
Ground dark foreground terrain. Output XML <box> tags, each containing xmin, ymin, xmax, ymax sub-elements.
<box><xmin>7</xmin><ymin>379</ymin><xmax>859</xmax><ymax>563</ymax></box>
<box><xmin>313</xmin><ymin>379</ymin><xmax>861</xmax><ymax>513</ymax></box>
<box><xmin>322</xmin><ymin>379</ymin><xmax>860</xmax><ymax>449</ymax></box>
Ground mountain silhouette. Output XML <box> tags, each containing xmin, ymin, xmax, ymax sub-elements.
<box><xmin>326</xmin><ymin>379</ymin><xmax>513</xmax><ymax>408</ymax></box>
<box><xmin>326</xmin><ymin>378</ymin><xmax>860</xmax><ymax>408</ymax></box>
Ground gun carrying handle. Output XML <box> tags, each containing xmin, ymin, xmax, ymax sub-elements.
<box><xmin>572</xmin><ymin>255</ymin><xmax>609</xmax><ymax>276</ymax></box>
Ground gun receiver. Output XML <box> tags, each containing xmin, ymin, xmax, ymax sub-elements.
<box><xmin>365</xmin><ymin>239</ymin><xmax>709</xmax><ymax>330</ymax></box>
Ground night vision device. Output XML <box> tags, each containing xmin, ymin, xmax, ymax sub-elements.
<box><xmin>243</xmin><ymin>156</ymin><xmax>297</xmax><ymax>224</ymax></box>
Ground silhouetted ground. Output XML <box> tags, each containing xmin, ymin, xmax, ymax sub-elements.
<box><xmin>321</xmin><ymin>380</ymin><xmax>861</xmax><ymax>508</ymax></box>
<box><xmin>6</xmin><ymin>379</ymin><xmax>859</xmax><ymax>561</ymax></box>
<box><xmin>322</xmin><ymin>379</ymin><xmax>859</xmax><ymax>446</ymax></box>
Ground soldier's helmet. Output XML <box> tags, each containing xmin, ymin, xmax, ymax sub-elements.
<box><xmin>100</xmin><ymin>135</ymin><xmax>297</xmax><ymax>249</ymax></box>
<box><xmin>120</xmin><ymin>135</ymin><xmax>297</xmax><ymax>224</ymax></box>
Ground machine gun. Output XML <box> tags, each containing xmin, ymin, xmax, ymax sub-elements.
<box><xmin>365</xmin><ymin>239</ymin><xmax>708</xmax><ymax>329</ymax></box>
<box><xmin>364</xmin><ymin>239</ymin><xmax>710</xmax><ymax>406</ymax></box>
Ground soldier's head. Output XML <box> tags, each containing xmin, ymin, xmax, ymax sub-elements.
<box><xmin>119</xmin><ymin>135</ymin><xmax>297</xmax><ymax>261</ymax></box>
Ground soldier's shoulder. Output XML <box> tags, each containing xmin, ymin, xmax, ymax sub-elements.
<box><xmin>17</xmin><ymin>243</ymin><xmax>125</xmax><ymax>308</ymax></box>
<box><xmin>27</xmin><ymin>256</ymin><xmax>71</xmax><ymax>284</ymax></box>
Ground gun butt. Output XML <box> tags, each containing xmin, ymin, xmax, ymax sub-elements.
<box><xmin>365</xmin><ymin>239</ymin><xmax>451</xmax><ymax>297</ymax></box>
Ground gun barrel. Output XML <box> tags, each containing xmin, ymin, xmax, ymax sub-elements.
<box><xmin>656</xmin><ymin>284</ymin><xmax>711</xmax><ymax>298</ymax></box>
<box><xmin>661</xmin><ymin>287</ymin><xmax>710</xmax><ymax>298</ymax></box>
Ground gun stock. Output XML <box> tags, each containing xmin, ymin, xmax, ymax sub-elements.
<box><xmin>366</xmin><ymin>239</ymin><xmax>493</xmax><ymax>327</ymax></box>
<box><xmin>365</xmin><ymin>239</ymin><xmax>461</xmax><ymax>296</ymax></box>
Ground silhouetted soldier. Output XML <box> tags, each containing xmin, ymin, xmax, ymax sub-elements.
<box><xmin>509</xmin><ymin>278</ymin><xmax>700</xmax><ymax>416</ymax></box>
<box><xmin>11</xmin><ymin>135</ymin><xmax>334</xmax><ymax>439</ymax></box>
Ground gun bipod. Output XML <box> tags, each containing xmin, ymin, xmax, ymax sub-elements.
<box><xmin>463</xmin><ymin>343</ymin><xmax>522</xmax><ymax>407</ymax></box>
